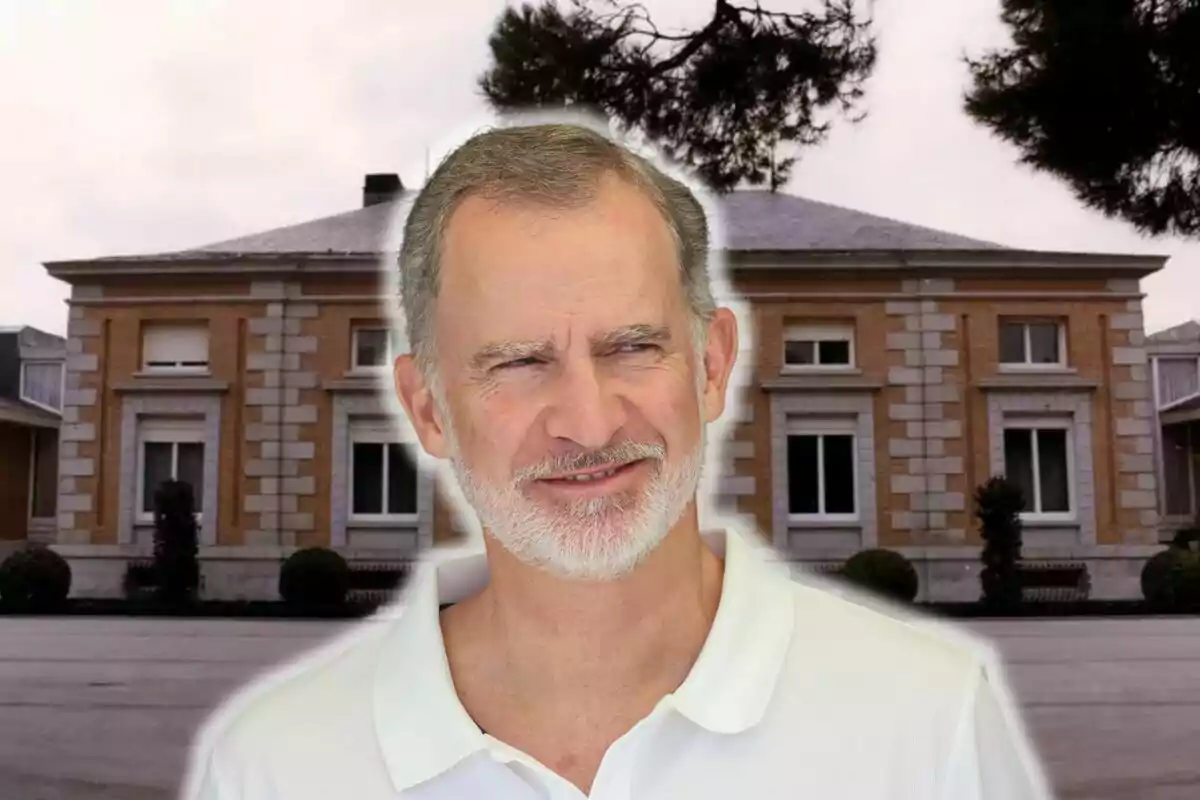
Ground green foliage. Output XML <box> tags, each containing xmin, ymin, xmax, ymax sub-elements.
<box><xmin>0</xmin><ymin>546</ymin><xmax>72</xmax><ymax>611</ymax></box>
<box><xmin>479</xmin><ymin>0</ymin><xmax>877</xmax><ymax>192</ymax></box>
<box><xmin>1143</xmin><ymin>546</ymin><xmax>1200</xmax><ymax>606</ymax></box>
<box><xmin>964</xmin><ymin>0</ymin><xmax>1200</xmax><ymax>237</ymax></box>
<box><xmin>975</xmin><ymin>476</ymin><xmax>1025</xmax><ymax>607</ymax></box>
<box><xmin>1141</xmin><ymin>548</ymin><xmax>1179</xmax><ymax>604</ymax></box>
<box><xmin>840</xmin><ymin>548</ymin><xmax>920</xmax><ymax>603</ymax></box>
<box><xmin>279</xmin><ymin>548</ymin><xmax>351</xmax><ymax>608</ymax></box>
<box><xmin>153</xmin><ymin>480</ymin><xmax>201</xmax><ymax>605</ymax></box>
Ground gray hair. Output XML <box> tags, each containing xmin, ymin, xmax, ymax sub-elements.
<box><xmin>397</xmin><ymin>122</ymin><xmax>717</xmax><ymax>382</ymax></box>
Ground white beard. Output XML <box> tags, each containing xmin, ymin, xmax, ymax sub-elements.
<box><xmin>444</xmin><ymin>422</ymin><xmax>707</xmax><ymax>582</ymax></box>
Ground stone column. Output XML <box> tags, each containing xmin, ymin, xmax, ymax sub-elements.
<box><xmin>1108</xmin><ymin>287</ymin><xmax>1159</xmax><ymax>543</ymax></box>
<box><xmin>885</xmin><ymin>279</ymin><xmax>967</xmax><ymax>541</ymax></box>
<box><xmin>242</xmin><ymin>282</ymin><xmax>319</xmax><ymax>547</ymax></box>
<box><xmin>57</xmin><ymin>290</ymin><xmax>103</xmax><ymax>545</ymax></box>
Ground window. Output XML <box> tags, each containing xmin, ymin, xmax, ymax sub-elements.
<box><xmin>786</xmin><ymin>420</ymin><xmax>857</xmax><ymax>519</ymax></box>
<box><xmin>142</xmin><ymin>325</ymin><xmax>209</xmax><ymax>373</ymax></box>
<box><xmin>999</xmin><ymin>320</ymin><xmax>1065</xmax><ymax>367</ymax></box>
<box><xmin>1162</xmin><ymin>423</ymin><xmax>1197</xmax><ymax>518</ymax></box>
<box><xmin>29</xmin><ymin>428</ymin><xmax>58</xmax><ymax>520</ymax></box>
<box><xmin>349</xmin><ymin>422</ymin><xmax>418</xmax><ymax>520</ymax></box>
<box><xmin>783</xmin><ymin>324</ymin><xmax>854</xmax><ymax>370</ymax></box>
<box><xmin>1003</xmin><ymin>422</ymin><xmax>1072</xmax><ymax>518</ymax></box>
<box><xmin>137</xmin><ymin>419</ymin><xmax>205</xmax><ymax>519</ymax></box>
<box><xmin>1157</xmin><ymin>357</ymin><xmax>1200</xmax><ymax>408</ymax></box>
<box><xmin>352</xmin><ymin>326</ymin><xmax>403</xmax><ymax>371</ymax></box>
<box><xmin>20</xmin><ymin>361</ymin><xmax>64</xmax><ymax>413</ymax></box>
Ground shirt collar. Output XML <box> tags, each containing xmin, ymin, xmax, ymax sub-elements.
<box><xmin>371</xmin><ymin>523</ymin><xmax>796</xmax><ymax>793</ymax></box>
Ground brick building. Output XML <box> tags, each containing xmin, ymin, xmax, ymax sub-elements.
<box><xmin>41</xmin><ymin>177</ymin><xmax>1170</xmax><ymax>600</ymax></box>
<box><xmin>0</xmin><ymin>325</ymin><xmax>65</xmax><ymax>557</ymax></box>
<box><xmin>1147</xmin><ymin>320</ymin><xmax>1200</xmax><ymax>532</ymax></box>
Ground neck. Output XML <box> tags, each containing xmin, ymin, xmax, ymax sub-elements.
<box><xmin>463</xmin><ymin>508</ymin><xmax>724</xmax><ymax>710</ymax></box>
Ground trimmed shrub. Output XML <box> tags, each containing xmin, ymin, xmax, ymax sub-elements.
<box><xmin>1142</xmin><ymin>549</ymin><xmax>1178</xmax><ymax>605</ymax></box>
<box><xmin>279</xmin><ymin>548</ymin><xmax>351</xmax><ymax>607</ymax></box>
<box><xmin>840</xmin><ymin>548</ymin><xmax>919</xmax><ymax>603</ymax></box>
<box><xmin>0</xmin><ymin>546</ymin><xmax>72</xmax><ymax>611</ymax></box>
<box><xmin>153</xmin><ymin>479</ymin><xmax>201</xmax><ymax>605</ymax></box>
<box><xmin>975</xmin><ymin>476</ymin><xmax>1025</xmax><ymax>608</ymax></box>
<box><xmin>1142</xmin><ymin>548</ymin><xmax>1200</xmax><ymax>607</ymax></box>
<box><xmin>1166</xmin><ymin>549</ymin><xmax>1200</xmax><ymax>606</ymax></box>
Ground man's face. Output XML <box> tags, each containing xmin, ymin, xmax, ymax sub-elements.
<box><xmin>397</xmin><ymin>173</ymin><xmax>737</xmax><ymax>581</ymax></box>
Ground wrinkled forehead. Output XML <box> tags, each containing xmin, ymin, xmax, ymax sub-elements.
<box><xmin>433</xmin><ymin>179</ymin><xmax>689</xmax><ymax>347</ymax></box>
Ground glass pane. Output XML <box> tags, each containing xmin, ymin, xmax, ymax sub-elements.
<box><xmin>352</xmin><ymin>442</ymin><xmax>384</xmax><ymax>514</ymax></box>
<box><xmin>787</xmin><ymin>435</ymin><xmax>819</xmax><ymax>514</ymax></box>
<box><xmin>784</xmin><ymin>340</ymin><xmax>816</xmax><ymax>366</ymax></box>
<box><xmin>143</xmin><ymin>442</ymin><xmax>173</xmax><ymax>513</ymax></box>
<box><xmin>1158</xmin><ymin>358</ymin><xmax>1200</xmax><ymax>406</ymax></box>
<box><xmin>1036</xmin><ymin>429</ymin><xmax>1070</xmax><ymax>512</ymax></box>
<box><xmin>1163</xmin><ymin>424</ymin><xmax>1192</xmax><ymax>516</ymax></box>
<box><xmin>1002</xmin><ymin>429</ymin><xmax>1034</xmax><ymax>512</ymax></box>
<box><xmin>355</xmin><ymin>329</ymin><xmax>388</xmax><ymax>368</ymax></box>
<box><xmin>177</xmin><ymin>442</ymin><xmax>205</xmax><ymax>513</ymax></box>
<box><xmin>998</xmin><ymin>323</ymin><xmax>1026</xmax><ymax>364</ymax></box>
<box><xmin>22</xmin><ymin>363</ymin><xmax>63</xmax><ymax>410</ymax></box>
<box><xmin>818</xmin><ymin>340</ymin><xmax>851</xmax><ymax>366</ymax></box>
<box><xmin>1192</xmin><ymin>423</ymin><xmax>1200</xmax><ymax>518</ymax></box>
<box><xmin>31</xmin><ymin>428</ymin><xmax>58</xmax><ymax>518</ymax></box>
<box><xmin>386</xmin><ymin>443</ymin><xmax>418</xmax><ymax>514</ymax></box>
<box><xmin>822</xmin><ymin>435</ymin><xmax>856</xmax><ymax>514</ymax></box>
<box><xmin>1028</xmin><ymin>322</ymin><xmax>1060</xmax><ymax>364</ymax></box>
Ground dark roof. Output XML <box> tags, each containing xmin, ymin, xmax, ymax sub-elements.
<box><xmin>0</xmin><ymin>398</ymin><xmax>60</xmax><ymax>429</ymax></box>
<box><xmin>1148</xmin><ymin>319</ymin><xmax>1200</xmax><ymax>344</ymax></box>
<box><xmin>153</xmin><ymin>190</ymin><xmax>1006</xmax><ymax>259</ymax></box>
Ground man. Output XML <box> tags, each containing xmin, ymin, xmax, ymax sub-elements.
<box><xmin>183</xmin><ymin>121</ymin><xmax>1054</xmax><ymax>799</ymax></box>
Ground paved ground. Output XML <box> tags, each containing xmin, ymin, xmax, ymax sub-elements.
<box><xmin>0</xmin><ymin>615</ymin><xmax>1197</xmax><ymax>799</ymax></box>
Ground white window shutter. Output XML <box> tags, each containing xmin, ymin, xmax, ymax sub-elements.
<box><xmin>144</xmin><ymin>326</ymin><xmax>209</xmax><ymax>368</ymax></box>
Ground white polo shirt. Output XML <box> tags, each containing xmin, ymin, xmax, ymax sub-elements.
<box><xmin>182</xmin><ymin>526</ymin><xmax>1054</xmax><ymax>799</ymax></box>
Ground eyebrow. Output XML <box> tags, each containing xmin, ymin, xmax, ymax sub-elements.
<box><xmin>468</xmin><ymin>324</ymin><xmax>672</xmax><ymax>371</ymax></box>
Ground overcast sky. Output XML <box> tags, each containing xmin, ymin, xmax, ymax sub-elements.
<box><xmin>2</xmin><ymin>0</ymin><xmax>1196</xmax><ymax>338</ymax></box>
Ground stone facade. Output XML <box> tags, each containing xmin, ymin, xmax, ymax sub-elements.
<box><xmin>42</xmin><ymin>253</ymin><xmax>1168</xmax><ymax>601</ymax></box>
<box><xmin>722</xmin><ymin>269</ymin><xmax>1165</xmax><ymax>601</ymax></box>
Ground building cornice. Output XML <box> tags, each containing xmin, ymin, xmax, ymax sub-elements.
<box><xmin>44</xmin><ymin>247</ymin><xmax>1168</xmax><ymax>281</ymax></box>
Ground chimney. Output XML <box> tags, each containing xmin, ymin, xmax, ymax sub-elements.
<box><xmin>363</xmin><ymin>173</ymin><xmax>403</xmax><ymax>207</ymax></box>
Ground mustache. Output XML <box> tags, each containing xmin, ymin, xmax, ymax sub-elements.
<box><xmin>513</xmin><ymin>440</ymin><xmax>666</xmax><ymax>483</ymax></box>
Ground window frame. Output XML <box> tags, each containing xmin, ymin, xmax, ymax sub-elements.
<box><xmin>1155</xmin><ymin>355</ymin><xmax>1200</xmax><ymax>410</ymax></box>
<box><xmin>135</xmin><ymin>418</ymin><xmax>206</xmax><ymax>524</ymax></box>
<box><xmin>19</xmin><ymin>360</ymin><xmax>65</xmax><ymax>414</ymax></box>
<box><xmin>347</xmin><ymin>424</ymin><xmax>420</xmax><ymax>524</ymax></box>
<box><xmin>141</xmin><ymin>325</ymin><xmax>211</xmax><ymax>375</ymax></box>
<box><xmin>781</xmin><ymin>324</ymin><xmax>856</xmax><ymax>372</ymax></box>
<box><xmin>784</xmin><ymin>417</ymin><xmax>859</xmax><ymax>523</ymax></box>
<box><xmin>351</xmin><ymin>326</ymin><xmax>402</xmax><ymax>373</ymax></box>
<box><xmin>1002</xmin><ymin>416</ymin><xmax>1075</xmax><ymax>523</ymax></box>
<box><xmin>27</xmin><ymin>427</ymin><xmax>58</xmax><ymax>522</ymax></box>
<box><xmin>998</xmin><ymin>318</ymin><xmax>1067</xmax><ymax>370</ymax></box>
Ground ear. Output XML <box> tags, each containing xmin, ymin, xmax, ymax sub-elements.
<box><xmin>700</xmin><ymin>307</ymin><xmax>739</xmax><ymax>423</ymax></box>
<box><xmin>393</xmin><ymin>354</ymin><xmax>451</xmax><ymax>459</ymax></box>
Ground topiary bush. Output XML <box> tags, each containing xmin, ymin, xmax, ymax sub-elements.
<box><xmin>153</xmin><ymin>479</ymin><xmax>201</xmax><ymax>605</ymax></box>
<box><xmin>279</xmin><ymin>547</ymin><xmax>351</xmax><ymax>608</ymax></box>
<box><xmin>0</xmin><ymin>546</ymin><xmax>72</xmax><ymax>611</ymax></box>
<box><xmin>975</xmin><ymin>475</ymin><xmax>1025</xmax><ymax>608</ymax></box>
<box><xmin>840</xmin><ymin>548</ymin><xmax>920</xmax><ymax>603</ymax></box>
<box><xmin>1142</xmin><ymin>548</ymin><xmax>1179</xmax><ymax>605</ymax></box>
<box><xmin>1165</xmin><ymin>549</ymin><xmax>1200</xmax><ymax>607</ymax></box>
<box><xmin>1142</xmin><ymin>548</ymin><xmax>1200</xmax><ymax>607</ymax></box>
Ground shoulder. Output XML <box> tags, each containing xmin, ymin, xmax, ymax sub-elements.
<box><xmin>189</xmin><ymin>616</ymin><xmax>393</xmax><ymax>767</ymax></box>
<box><xmin>781</xmin><ymin>570</ymin><xmax>994</xmax><ymax>693</ymax></box>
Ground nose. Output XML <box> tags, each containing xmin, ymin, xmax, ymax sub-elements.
<box><xmin>542</xmin><ymin>358</ymin><xmax>627</xmax><ymax>449</ymax></box>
